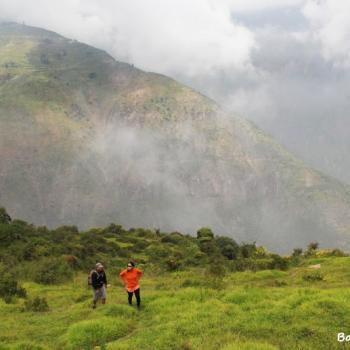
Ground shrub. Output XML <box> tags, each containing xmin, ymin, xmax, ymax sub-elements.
<box><xmin>165</xmin><ymin>257</ymin><xmax>182</xmax><ymax>271</ymax></box>
<box><xmin>0</xmin><ymin>269</ymin><xmax>26</xmax><ymax>302</ymax></box>
<box><xmin>269</xmin><ymin>254</ymin><xmax>289</xmax><ymax>271</ymax></box>
<box><xmin>302</xmin><ymin>271</ymin><xmax>324</xmax><ymax>282</ymax></box>
<box><xmin>0</xmin><ymin>207</ymin><xmax>11</xmax><ymax>224</ymax></box>
<box><xmin>240</xmin><ymin>242</ymin><xmax>257</xmax><ymax>258</ymax></box>
<box><xmin>253</xmin><ymin>246</ymin><xmax>269</xmax><ymax>258</ymax></box>
<box><xmin>0</xmin><ymin>272</ymin><xmax>18</xmax><ymax>299</ymax></box>
<box><xmin>304</xmin><ymin>242</ymin><xmax>319</xmax><ymax>257</ymax></box>
<box><xmin>104</xmin><ymin>223</ymin><xmax>123</xmax><ymax>235</ymax></box>
<box><xmin>308</xmin><ymin>242</ymin><xmax>319</xmax><ymax>251</ymax></box>
<box><xmin>16</xmin><ymin>286</ymin><xmax>27</xmax><ymax>298</ymax></box>
<box><xmin>317</xmin><ymin>249</ymin><xmax>348</xmax><ymax>257</ymax></box>
<box><xmin>196</xmin><ymin>227</ymin><xmax>214</xmax><ymax>240</ymax></box>
<box><xmin>215</xmin><ymin>236</ymin><xmax>239</xmax><ymax>260</ymax></box>
<box><xmin>64</xmin><ymin>255</ymin><xmax>79</xmax><ymax>268</ymax></box>
<box><xmin>329</xmin><ymin>248</ymin><xmax>348</xmax><ymax>257</ymax></box>
<box><xmin>161</xmin><ymin>234</ymin><xmax>183</xmax><ymax>245</ymax></box>
<box><xmin>23</xmin><ymin>297</ymin><xmax>49</xmax><ymax>312</ymax></box>
<box><xmin>133</xmin><ymin>240</ymin><xmax>149</xmax><ymax>251</ymax></box>
<box><xmin>145</xmin><ymin>244</ymin><xmax>169</xmax><ymax>261</ymax></box>
<box><xmin>292</xmin><ymin>248</ymin><xmax>303</xmax><ymax>257</ymax></box>
<box><xmin>33</xmin><ymin>258</ymin><xmax>73</xmax><ymax>284</ymax></box>
<box><xmin>134</xmin><ymin>228</ymin><xmax>155</xmax><ymax>238</ymax></box>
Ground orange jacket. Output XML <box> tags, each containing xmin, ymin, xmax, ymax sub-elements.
<box><xmin>119</xmin><ymin>268</ymin><xmax>142</xmax><ymax>292</ymax></box>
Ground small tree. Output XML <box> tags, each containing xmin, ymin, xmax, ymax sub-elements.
<box><xmin>308</xmin><ymin>242</ymin><xmax>319</xmax><ymax>251</ymax></box>
<box><xmin>0</xmin><ymin>207</ymin><xmax>11</xmax><ymax>224</ymax></box>
<box><xmin>196</xmin><ymin>227</ymin><xmax>214</xmax><ymax>240</ymax></box>
<box><xmin>305</xmin><ymin>242</ymin><xmax>319</xmax><ymax>257</ymax></box>
<box><xmin>240</xmin><ymin>242</ymin><xmax>257</xmax><ymax>258</ymax></box>
<box><xmin>292</xmin><ymin>248</ymin><xmax>303</xmax><ymax>257</ymax></box>
<box><xmin>215</xmin><ymin>236</ymin><xmax>239</xmax><ymax>260</ymax></box>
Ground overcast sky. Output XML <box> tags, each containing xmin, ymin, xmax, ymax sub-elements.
<box><xmin>1</xmin><ymin>0</ymin><xmax>350</xmax><ymax>183</ymax></box>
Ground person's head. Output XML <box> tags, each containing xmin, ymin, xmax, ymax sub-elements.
<box><xmin>95</xmin><ymin>262</ymin><xmax>104</xmax><ymax>272</ymax></box>
<box><xmin>127</xmin><ymin>261</ymin><xmax>135</xmax><ymax>271</ymax></box>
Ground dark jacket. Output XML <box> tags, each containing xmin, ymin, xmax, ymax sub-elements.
<box><xmin>91</xmin><ymin>270</ymin><xmax>107</xmax><ymax>289</ymax></box>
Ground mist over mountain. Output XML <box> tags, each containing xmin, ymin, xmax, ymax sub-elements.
<box><xmin>1</xmin><ymin>22</ymin><xmax>350</xmax><ymax>252</ymax></box>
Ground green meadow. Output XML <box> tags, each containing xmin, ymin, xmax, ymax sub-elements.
<box><xmin>1</xmin><ymin>208</ymin><xmax>350</xmax><ymax>349</ymax></box>
<box><xmin>2</xmin><ymin>258</ymin><xmax>350</xmax><ymax>350</ymax></box>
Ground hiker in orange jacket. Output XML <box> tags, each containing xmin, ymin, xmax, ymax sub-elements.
<box><xmin>119</xmin><ymin>261</ymin><xmax>143</xmax><ymax>308</ymax></box>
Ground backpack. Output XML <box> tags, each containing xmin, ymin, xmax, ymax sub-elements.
<box><xmin>88</xmin><ymin>270</ymin><xmax>96</xmax><ymax>286</ymax></box>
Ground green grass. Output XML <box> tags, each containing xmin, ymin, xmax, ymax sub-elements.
<box><xmin>2</xmin><ymin>257</ymin><xmax>350</xmax><ymax>349</ymax></box>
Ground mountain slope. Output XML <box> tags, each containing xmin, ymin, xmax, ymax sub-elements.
<box><xmin>1</xmin><ymin>22</ymin><xmax>350</xmax><ymax>252</ymax></box>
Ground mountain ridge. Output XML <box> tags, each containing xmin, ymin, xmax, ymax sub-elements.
<box><xmin>1</xmin><ymin>22</ymin><xmax>350</xmax><ymax>252</ymax></box>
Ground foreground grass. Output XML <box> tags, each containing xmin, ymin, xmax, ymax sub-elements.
<box><xmin>2</xmin><ymin>257</ymin><xmax>350</xmax><ymax>349</ymax></box>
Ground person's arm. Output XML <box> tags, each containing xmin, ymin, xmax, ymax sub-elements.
<box><xmin>120</xmin><ymin>270</ymin><xmax>130</xmax><ymax>290</ymax></box>
<box><xmin>136</xmin><ymin>269</ymin><xmax>143</xmax><ymax>281</ymax></box>
<box><xmin>119</xmin><ymin>270</ymin><xmax>127</xmax><ymax>284</ymax></box>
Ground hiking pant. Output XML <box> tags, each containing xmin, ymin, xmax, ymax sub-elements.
<box><xmin>127</xmin><ymin>288</ymin><xmax>140</xmax><ymax>306</ymax></box>
<box><xmin>93</xmin><ymin>285</ymin><xmax>106</xmax><ymax>302</ymax></box>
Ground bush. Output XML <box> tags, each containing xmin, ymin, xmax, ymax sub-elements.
<box><xmin>165</xmin><ymin>257</ymin><xmax>182</xmax><ymax>271</ymax></box>
<box><xmin>302</xmin><ymin>271</ymin><xmax>324</xmax><ymax>282</ymax></box>
<box><xmin>104</xmin><ymin>223</ymin><xmax>124</xmax><ymax>235</ymax></box>
<box><xmin>0</xmin><ymin>207</ymin><xmax>11</xmax><ymax>224</ymax></box>
<box><xmin>23</xmin><ymin>297</ymin><xmax>49</xmax><ymax>312</ymax></box>
<box><xmin>133</xmin><ymin>240</ymin><xmax>149</xmax><ymax>251</ymax></box>
<box><xmin>269</xmin><ymin>254</ymin><xmax>289</xmax><ymax>271</ymax></box>
<box><xmin>161</xmin><ymin>234</ymin><xmax>183</xmax><ymax>245</ymax></box>
<box><xmin>196</xmin><ymin>227</ymin><xmax>214</xmax><ymax>240</ymax></box>
<box><xmin>292</xmin><ymin>248</ymin><xmax>303</xmax><ymax>257</ymax></box>
<box><xmin>0</xmin><ymin>272</ymin><xmax>18</xmax><ymax>299</ymax></box>
<box><xmin>64</xmin><ymin>255</ymin><xmax>79</xmax><ymax>268</ymax></box>
<box><xmin>145</xmin><ymin>244</ymin><xmax>169</xmax><ymax>261</ymax></box>
<box><xmin>240</xmin><ymin>243</ymin><xmax>257</xmax><ymax>258</ymax></box>
<box><xmin>0</xmin><ymin>269</ymin><xmax>26</xmax><ymax>302</ymax></box>
<box><xmin>33</xmin><ymin>258</ymin><xmax>73</xmax><ymax>284</ymax></box>
<box><xmin>304</xmin><ymin>242</ymin><xmax>319</xmax><ymax>257</ymax></box>
<box><xmin>308</xmin><ymin>242</ymin><xmax>319</xmax><ymax>251</ymax></box>
<box><xmin>317</xmin><ymin>249</ymin><xmax>348</xmax><ymax>257</ymax></box>
<box><xmin>215</xmin><ymin>236</ymin><xmax>239</xmax><ymax>260</ymax></box>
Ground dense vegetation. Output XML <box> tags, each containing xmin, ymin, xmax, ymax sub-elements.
<box><xmin>0</xmin><ymin>206</ymin><xmax>312</xmax><ymax>286</ymax></box>
<box><xmin>1</xmin><ymin>207</ymin><xmax>350</xmax><ymax>349</ymax></box>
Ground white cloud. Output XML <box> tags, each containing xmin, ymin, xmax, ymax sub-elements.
<box><xmin>0</xmin><ymin>0</ymin><xmax>256</xmax><ymax>76</ymax></box>
<box><xmin>215</xmin><ymin>0</ymin><xmax>305</xmax><ymax>13</ymax></box>
<box><xmin>302</xmin><ymin>0</ymin><xmax>350</xmax><ymax>68</ymax></box>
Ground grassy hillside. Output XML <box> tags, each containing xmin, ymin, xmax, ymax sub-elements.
<box><xmin>2</xmin><ymin>22</ymin><xmax>350</xmax><ymax>251</ymax></box>
<box><xmin>1</xmin><ymin>208</ymin><xmax>350</xmax><ymax>350</ymax></box>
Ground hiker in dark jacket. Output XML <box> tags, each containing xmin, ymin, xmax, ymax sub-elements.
<box><xmin>91</xmin><ymin>262</ymin><xmax>107</xmax><ymax>309</ymax></box>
